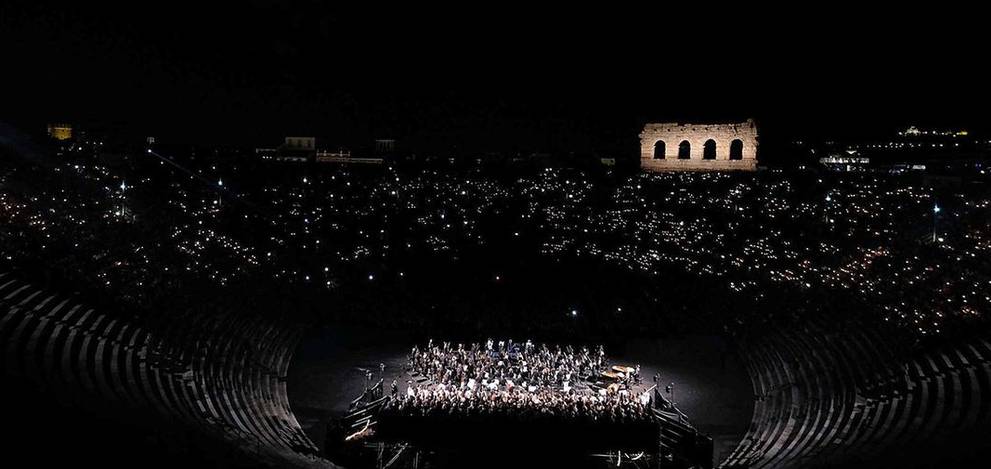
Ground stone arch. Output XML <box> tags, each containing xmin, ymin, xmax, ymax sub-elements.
<box><xmin>729</xmin><ymin>139</ymin><xmax>744</xmax><ymax>160</ymax></box>
<box><xmin>653</xmin><ymin>140</ymin><xmax>666</xmax><ymax>159</ymax></box>
<box><xmin>703</xmin><ymin>139</ymin><xmax>717</xmax><ymax>160</ymax></box>
<box><xmin>639</xmin><ymin>120</ymin><xmax>758</xmax><ymax>171</ymax></box>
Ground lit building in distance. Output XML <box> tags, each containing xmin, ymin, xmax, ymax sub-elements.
<box><xmin>47</xmin><ymin>123</ymin><xmax>73</xmax><ymax>141</ymax></box>
<box><xmin>819</xmin><ymin>154</ymin><xmax>871</xmax><ymax>172</ymax></box>
<box><xmin>374</xmin><ymin>139</ymin><xmax>396</xmax><ymax>156</ymax></box>
<box><xmin>257</xmin><ymin>136</ymin><xmax>317</xmax><ymax>162</ymax></box>
<box><xmin>639</xmin><ymin>119</ymin><xmax>758</xmax><ymax>171</ymax></box>
<box><xmin>283</xmin><ymin>136</ymin><xmax>315</xmax><ymax>151</ymax></box>
<box><xmin>316</xmin><ymin>149</ymin><xmax>383</xmax><ymax>165</ymax></box>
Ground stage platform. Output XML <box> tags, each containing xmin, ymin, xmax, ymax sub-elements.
<box><xmin>288</xmin><ymin>326</ymin><xmax>751</xmax><ymax>467</ymax></box>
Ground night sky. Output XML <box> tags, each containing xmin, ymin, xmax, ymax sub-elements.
<box><xmin>3</xmin><ymin>2</ymin><xmax>988</xmax><ymax>155</ymax></box>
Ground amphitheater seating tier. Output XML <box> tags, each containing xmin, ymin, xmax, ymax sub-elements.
<box><xmin>0</xmin><ymin>273</ymin><xmax>332</xmax><ymax>468</ymax></box>
<box><xmin>721</xmin><ymin>316</ymin><xmax>991</xmax><ymax>468</ymax></box>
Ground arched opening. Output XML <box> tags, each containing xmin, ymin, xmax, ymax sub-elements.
<box><xmin>678</xmin><ymin>141</ymin><xmax>691</xmax><ymax>159</ymax></box>
<box><xmin>653</xmin><ymin>140</ymin><xmax>666</xmax><ymax>159</ymax></box>
<box><xmin>703</xmin><ymin>139</ymin><xmax>717</xmax><ymax>160</ymax></box>
<box><xmin>730</xmin><ymin>139</ymin><xmax>744</xmax><ymax>160</ymax></box>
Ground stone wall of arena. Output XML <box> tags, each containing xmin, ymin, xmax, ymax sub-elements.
<box><xmin>640</xmin><ymin>120</ymin><xmax>758</xmax><ymax>172</ymax></box>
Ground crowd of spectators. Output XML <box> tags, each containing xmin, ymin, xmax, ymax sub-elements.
<box><xmin>3</xmin><ymin>142</ymin><xmax>990</xmax><ymax>345</ymax></box>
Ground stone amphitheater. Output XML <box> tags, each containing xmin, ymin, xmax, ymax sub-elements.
<box><xmin>4</xmin><ymin>270</ymin><xmax>990</xmax><ymax>468</ymax></box>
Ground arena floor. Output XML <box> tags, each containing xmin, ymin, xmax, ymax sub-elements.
<box><xmin>287</xmin><ymin>326</ymin><xmax>753</xmax><ymax>465</ymax></box>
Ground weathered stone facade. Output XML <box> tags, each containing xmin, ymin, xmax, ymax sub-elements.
<box><xmin>639</xmin><ymin>119</ymin><xmax>758</xmax><ymax>171</ymax></box>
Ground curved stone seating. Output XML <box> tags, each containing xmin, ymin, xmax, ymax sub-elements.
<box><xmin>721</xmin><ymin>318</ymin><xmax>991</xmax><ymax>468</ymax></box>
<box><xmin>0</xmin><ymin>274</ymin><xmax>333</xmax><ymax>468</ymax></box>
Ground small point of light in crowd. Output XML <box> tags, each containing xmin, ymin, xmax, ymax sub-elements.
<box><xmin>933</xmin><ymin>205</ymin><xmax>941</xmax><ymax>213</ymax></box>
<box><xmin>368</xmin><ymin>274</ymin><xmax>374</xmax><ymax>281</ymax></box>
<box><xmin>570</xmin><ymin>309</ymin><xmax>578</xmax><ymax>317</ymax></box>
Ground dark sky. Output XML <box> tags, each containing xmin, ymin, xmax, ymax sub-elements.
<box><xmin>2</xmin><ymin>2</ymin><xmax>989</xmax><ymax>155</ymax></box>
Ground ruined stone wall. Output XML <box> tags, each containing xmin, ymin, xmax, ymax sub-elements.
<box><xmin>640</xmin><ymin>119</ymin><xmax>758</xmax><ymax>171</ymax></box>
